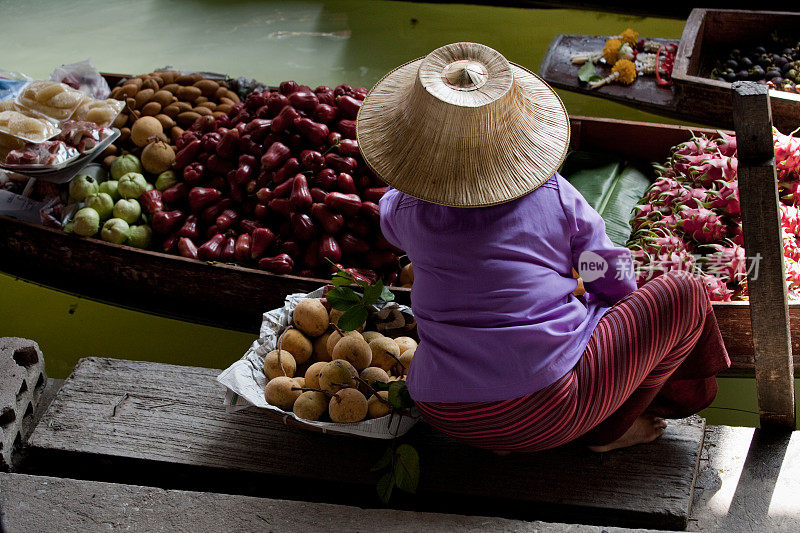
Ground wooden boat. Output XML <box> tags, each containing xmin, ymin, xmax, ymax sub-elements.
<box><xmin>539</xmin><ymin>9</ymin><xmax>800</xmax><ymax>132</ymax></box>
<box><xmin>1</xmin><ymin>114</ymin><xmax>796</xmax><ymax>374</ymax></box>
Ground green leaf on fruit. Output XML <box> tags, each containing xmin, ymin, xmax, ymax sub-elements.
<box><xmin>371</xmin><ymin>446</ymin><xmax>393</xmax><ymax>472</ymax></box>
<box><xmin>578</xmin><ymin>62</ymin><xmax>597</xmax><ymax>82</ymax></box>
<box><xmin>331</xmin><ymin>273</ymin><xmax>354</xmax><ymax>287</ymax></box>
<box><xmin>338</xmin><ymin>305</ymin><xmax>369</xmax><ymax>331</ymax></box>
<box><xmin>326</xmin><ymin>287</ymin><xmax>360</xmax><ymax>310</ymax></box>
<box><xmin>362</xmin><ymin>280</ymin><xmax>384</xmax><ymax>306</ymax></box>
<box><xmin>380</xmin><ymin>285</ymin><xmax>395</xmax><ymax>303</ymax></box>
<box><xmin>371</xmin><ymin>381</ymin><xmax>390</xmax><ymax>392</ymax></box>
<box><xmin>387</xmin><ymin>381</ymin><xmax>414</xmax><ymax>409</ymax></box>
<box><xmin>588</xmin><ymin>74</ymin><xmax>602</xmax><ymax>82</ymax></box>
<box><xmin>394</xmin><ymin>444</ymin><xmax>419</xmax><ymax>494</ymax></box>
<box><xmin>377</xmin><ymin>471</ymin><xmax>394</xmax><ymax>503</ymax></box>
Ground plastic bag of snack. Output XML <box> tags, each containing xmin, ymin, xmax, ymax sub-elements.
<box><xmin>17</xmin><ymin>80</ymin><xmax>85</xmax><ymax>121</ymax></box>
<box><xmin>69</xmin><ymin>97</ymin><xmax>124</xmax><ymax>127</ymax></box>
<box><xmin>0</xmin><ymin>107</ymin><xmax>60</xmax><ymax>143</ymax></box>
<box><xmin>49</xmin><ymin>59</ymin><xmax>110</xmax><ymax>100</ymax></box>
<box><xmin>0</xmin><ymin>69</ymin><xmax>32</xmax><ymax>102</ymax></box>
<box><xmin>4</xmin><ymin>140</ymin><xmax>79</xmax><ymax>167</ymax></box>
<box><xmin>56</xmin><ymin>120</ymin><xmax>114</xmax><ymax>153</ymax></box>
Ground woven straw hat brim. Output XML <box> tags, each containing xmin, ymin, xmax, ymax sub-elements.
<box><xmin>357</xmin><ymin>55</ymin><xmax>570</xmax><ymax>208</ymax></box>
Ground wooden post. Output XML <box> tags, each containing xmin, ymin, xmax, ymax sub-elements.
<box><xmin>732</xmin><ymin>82</ymin><xmax>796</xmax><ymax>429</ymax></box>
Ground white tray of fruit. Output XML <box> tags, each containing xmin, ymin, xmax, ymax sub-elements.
<box><xmin>217</xmin><ymin>282</ymin><xmax>420</xmax><ymax>439</ymax></box>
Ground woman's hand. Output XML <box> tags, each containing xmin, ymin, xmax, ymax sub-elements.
<box><xmin>572</xmin><ymin>268</ymin><xmax>586</xmax><ymax>297</ymax></box>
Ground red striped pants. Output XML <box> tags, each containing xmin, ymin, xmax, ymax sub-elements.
<box><xmin>415</xmin><ymin>271</ymin><xmax>730</xmax><ymax>451</ymax></box>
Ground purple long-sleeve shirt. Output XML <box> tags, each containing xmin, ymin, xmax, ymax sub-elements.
<box><xmin>379</xmin><ymin>173</ymin><xmax>637</xmax><ymax>403</ymax></box>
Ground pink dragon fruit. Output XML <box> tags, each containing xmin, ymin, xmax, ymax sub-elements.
<box><xmin>779</xmin><ymin>178</ymin><xmax>800</xmax><ymax>205</ymax></box>
<box><xmin>677</xmin><ymin>206</ymin><xmax>727</xmax><ymax>244</ymax></box>
<box><xmin>774</xmin><ymin>129</ymin><xmax>800</xmax><ymax>177</ymax></box>
<box><xmin>786</xmin><ymin>258</ymin><xmax>800</xmax><ymax>291</ymax></box>
<box><xmin>727</xmin><ymin>221</ymin><xmax>744</xmax><ymax>246</ymax></box>
<box><xmin>630</xmin><ymin>227</ymin><xmax>692</xmax><ymax>257</ymax></box>
<box><xmin>629</xmin><ymin>204</ymin><xmax>661</xmax><ymax>232</ymax></box>
<box><xmin>705</xmin><ymin>180</ymin><xmax>740</xmax><ymax>216</ymax></box>
<box><xmin>700</xmin><ymin>242</ymin><xmax>746</xmax><ymax>283</ymax></box>
<box><xmin>781</xmin><ymin>204</ymin><xmax>800</xmax><ymax>235</ymax></box>
<box><xmin>656</xmin><ymin>186</ymin><xmax>706</xmax><ymax>213</ymax></box>
<box><xmin>782</xmin><ymin>230</ymin><xmax>800</xmax><ymax>262</ymax></box>
<box><xmin>670</xmin><ymin>153</ymin><xmax>738</xmax><ymax>187</ymax></box>
<box><xmin>701</xmin><ymin>274</ymin><xmax>734</xmax><ymax>302</ymax></box>
<box><xmin>671</xmin><ymin>134</ymin><xmax>719</xmax><ymax>158</ymax></box>
<box><xmin>716</xmin><ymin>131</ymin><xmax>737</xmax><ymax>157</ymax></box>
<box><xmin>634</xmin><ymin>249</ymin><xmax>698</xmax><ymax>287</ymax></box>
<box><xmin>649</xmin><ymin>176</ymin><xmax>682</xmax><ymax>196</ymax></box>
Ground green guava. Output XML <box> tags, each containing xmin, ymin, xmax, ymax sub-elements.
<box><xmin>69</xmin><ymin>175</ymin><xmax>99</xmax><ymax>202</ymax></box>
<box><xmin>84</xmin><ymin>192</ymin><xmax>114</xmax><ymax>220</ymax></box>
<box><xmin>110</xmin><ymin>154</ymin><xmax>142</xmax><ymax>180</ymax></box>
<box><xmin>100</xmin><ymin>218</ymin><xmax>130</xmax><ymax>244</ymax></box>
<box><xmin>117</xmin><ymin>173</ymin><xmax>147</xmax><ymax>199</ymax></box>
<box><xmin>72</xmin><ymin>207</ymin><xmax>100</xmax><ymax>237</ymax></box>
<box><xmin>113</xmin><ymin>198</ymin><xmax>141</xmax><ymax>224</ymax></box>
<box><xmin>127</xmin><ymin>225</ymin><xmax>153</xmax><ymax>249</ymax></box>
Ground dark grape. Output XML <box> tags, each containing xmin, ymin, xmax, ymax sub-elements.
<box><xmin>750</xmin><ymin>65</ymin><xmax>765</xmax><ymax>79</ymax></box>
<box><xmin>766</xmin><ymin>69</ymin><xmax>782</xmax><ymax>79</ymax></box>
<box><xmin>755</xmin><ymin>45</ymin><xmax>767</xmax><ymax>54</ymax></box>
<box><xmin>725</xmin><ymin>59</ymin><xmax>739</xmax><ymax>69</ymax></box>
<box><xmin>737</xmin><ymin>70</ymin><xmax>750</xmax><ymax>80</ymax></box>
<box><xmin>741</xmin><ymin>57</ymin><xmax>753</xmax><ymax>68</ymax></box>
<box><xmin>724</xmin><ymin>71</ymin><xmax>737</xmax><ymax>82</ymax></box>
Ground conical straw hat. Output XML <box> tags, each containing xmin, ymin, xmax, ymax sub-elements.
<box><xmin>357</xmin><ymin>42</ymin><xmax>570</xmax><ymax>207</ymax></box>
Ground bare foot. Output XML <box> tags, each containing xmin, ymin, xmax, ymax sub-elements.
<box><xmin>588</xmin><ymin>415</ymin><xmax>667</xmax><ymax>453</ymax></box>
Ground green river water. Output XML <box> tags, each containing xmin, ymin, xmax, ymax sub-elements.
<box><xmin>1</xmin><ymin>0</ymin><xmax>797</xmax><ymax>428</ymax></box>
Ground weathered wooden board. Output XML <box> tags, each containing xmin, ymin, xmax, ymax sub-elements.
<box><xmin>0</xmin><ymin>472</ymin><xmax>661</xmax><ymax>533</ymax></box>
<box><xmin>732</xmin><ymin>83</ymin><xmax>795</xmax><ymax>428</ymax></box>
<box><xmin>539</xmin><ymin>35</ymin><xmax>681</xmax><ymax>120</ymax></box>
<box><xmin>25</xmin><ymin>357</ymin><xmax>705</xmax><ymax>530</ymax></box>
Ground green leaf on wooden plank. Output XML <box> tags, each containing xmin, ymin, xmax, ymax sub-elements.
<box><xmin>560</xmin><ymin>151</ymin><xmax>653</xmax><ymax>247</ymax></box>
<box><xmin>394</xmin><ymin>444</ymin><xmax>420</xmax><ymax>493</ymax></box>
<box><xmin>377</xmin><ymin>471</ymin><xmax>394</xmax><ymax>503</ymax></box>
<box><xmin>577</xmin><ymin>62</ymin><xmax>597</xmax><ymax>82</ymax></box>
<box><xmin>338</xmin><ymin>305</ymin><xmax>369</xmax><ymax>331</ymax></box>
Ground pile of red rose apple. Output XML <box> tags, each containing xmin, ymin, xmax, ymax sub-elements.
<box><xmin>143</xmin><ymin>81</ymin><xmax>401</xmax><ymax>285</ymax></box>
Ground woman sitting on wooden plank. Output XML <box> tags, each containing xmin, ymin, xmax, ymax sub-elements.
<box><xmin>357</xmin><ymin>42</ymin><xmax>730</xmax><ymax>453</ymax></box>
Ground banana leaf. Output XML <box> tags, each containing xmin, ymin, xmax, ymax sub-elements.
<box><xmin>560</xmin><ymin>151</ymin><xmax>654</xmax><ymax>247</ymax></box>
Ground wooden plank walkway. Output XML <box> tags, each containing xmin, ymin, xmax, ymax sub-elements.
<box><xmin>0</xmin><ymin>472</ymin><xmax>660</xmax><ymax>533</ymax></box>
<box><xmin>23</xmin><ymin>357</ymin><xmax>705</xmax><ymax>530</ymax></box>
